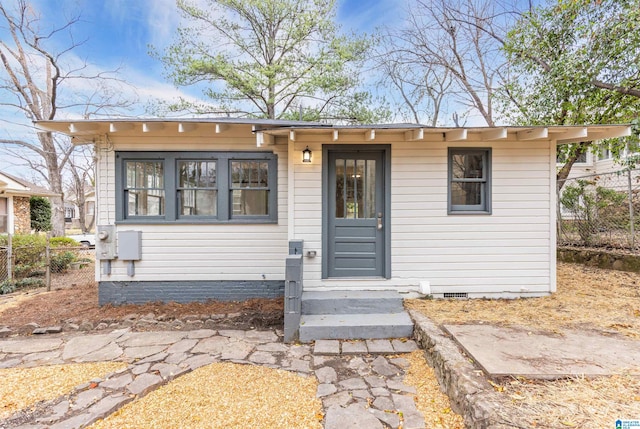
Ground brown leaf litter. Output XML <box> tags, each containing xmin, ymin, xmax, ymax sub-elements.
<box><xmin>0</xmin><ymin>362</ymin><xmax>127</xmax><ymax>419</ymax></box>
<box><xmin>89</xmin><ymin>362</ymin><xmax>323</xmax><ymax>429</ymax></box>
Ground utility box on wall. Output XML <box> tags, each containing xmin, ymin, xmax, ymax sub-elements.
<box><xmin>96</xmin><ymin>225</ymin><xmax>116</xmax><ymax>260</ymax></box>
<box><xmin>117</xmin><ymin>230</ymin><xmax>142</xmax><ymax>261</ymax></box>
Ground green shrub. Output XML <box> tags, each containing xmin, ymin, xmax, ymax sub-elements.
<box><xmin>30</xmin><ymin>196</ymin><xmax>52</xmax><ymax>232</ymax></box>
<box><xmin>0</xmin><ymin>280</ymin><xmax>16</xmax><ymax>295</ymax></box>
<box><xmin>0</xmin><ymin>277</ymin><xmax>45</xmax><ymax>293</ymax></box>
<box><xmin>560</xmin><ymin>180</ymin><xmax>627</xmax><ymax>245</ymax></box>
<box><xmin>51</xmin><ymin>237</ymin><xmax>81</xmax><ymax>247</ymax></box>
<box><xmin>50</xmin><ymin>251</ymin><xmax>76</xmax><ymax>273</ymax></box>
<box><xmin>14</xmin><ymin>277</ymin><xmax>45</xmax><ymax>289</ymax></box>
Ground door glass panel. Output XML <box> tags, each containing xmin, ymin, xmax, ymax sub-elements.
<box><xmin>335</xmin><ymin>159</ymin><xmax>345</xmax><ymax>218</ymax></box>
<box><xmin>335</xmin><ymin>157</ymin><xmax>377</xmax><ymax>219</ymax></box>
<box><xmin>366</xmin><ymin>160</ymin><xmax>376</xmax><ymax>218</ymax></box>
<box><xmin>345</xmin><ymin>159</ymin><xmax>355</xmax><ymax>218</ymax></box>
<box><xmin>355</xmin><ymin>160</ymin><xmax>364</xmax><ymax>218</ymax></box>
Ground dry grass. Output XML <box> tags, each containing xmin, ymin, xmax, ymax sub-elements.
<box><xmin>406</xmin><ymin>262</ymin><xmax>640</xmax><ymax>337</ymax></box>
<box><xmin>491</xmin><ymin>375</ymin><xmax>640</xmax><ymax>428</ymax></box>
<box><xmin>0</xmin><ymin>362</ymin><xmax>126</xmax><ymax>419</ymax></box>
<box><xmin>0</xmin><ymin>291</ymin><xmax>44</xmax><ymax>316</ymax></box>
<box><xmin>89</xmin><ymin>363</ymin><xmax>323</xmax><ymax>429</ymax></box>
<box><xmin>403</xmin><ymin>350</ymin><xmax>464</xmax><ymax>429</ymax></box>
<box><xmin>408</xmin><ymin>262</ymin><xmax>640</xmax><ymax>428</ymax></box>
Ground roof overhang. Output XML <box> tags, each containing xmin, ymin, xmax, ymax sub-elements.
<box><xmin>268</xmin><ymin>124</ymin><xmax>632</xmax><ymax>145</ymax></box>
<box><xmin>34</xmin><ymin>119</ymin><xmax>632</xmax><ymax>147</ymax></box>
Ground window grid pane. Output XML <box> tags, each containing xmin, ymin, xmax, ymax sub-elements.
<box><xmin>125</xmin><ymin>161</ymin><xmax>165</xmax><ymax>217</ymax></box>
<box><xmin>178</xmin><ymin>160</ymin><xmax>217</xmax><ymax>216</ymax></box>
<box><xmin>449</xmin><ymin>149</ymin><xmax>490</xmax><ymax>213</ymax></box>
<box><xmin>230</xmin><ymin>160</ymin><xmax>270</xmax><ymax>216</ymax></box>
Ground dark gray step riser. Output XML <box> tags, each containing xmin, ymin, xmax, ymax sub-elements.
<box><xmin>300</xmin><ymin>325</ymin><xmax>413</xmax><ymax>342</ymax></box>
<box><xmin>301</xmin><ymin>298</ymin><xmax>403</xmax><ymax>315</ymax></box>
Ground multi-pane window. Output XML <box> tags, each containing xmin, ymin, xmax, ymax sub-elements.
<box><xmin>0</xmin><ymin>197</ymin><xmax>7</xmax><ymax>233</ymax></box>
<box><xmin>178</xmin><ymin>161</ymin><xmax>217</xmax><ymax>217</ymax></box>
<box><xmin>448</xmin><ymin>148</ymin><xmax>491</xmax><ymax>214</ymax></box>
<box><xmin>116</xmin><ymin>152</ymin><xmax>277</xmax><ymax>223</ymax></box>
<box><xmin>231</xmin><ymin>161</ymin><xmax>269</xmax><ymax>216</ymax></box>
<box><xmin>125</xmin><ymin>161</ymin><xmax>165</xmax><ymax>217</ymax></box>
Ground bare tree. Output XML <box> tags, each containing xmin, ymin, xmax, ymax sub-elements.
<box><xmin>379</xmin><ymin>0</ymin><xmax>522</xmax><ymax>126</ymax></box>
<box><xmin>0</xmin><ymin>1</ymin><xmax>132</xmax><ymax>235</ymax></box>
<box><xmin>66</xmin><ymin>145</ymin><xmax>95</xmax><ymax>233</ymax></box>
<box><xmin>376</xmin><ymin>34</ymin><xmax>454</xmax><ymax>125</ymax></box>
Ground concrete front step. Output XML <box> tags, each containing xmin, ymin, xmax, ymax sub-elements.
<box><xmin>301</xmin><ymin>290</ymin><xmax>404</xmax><ymax>315</ymax></box>
<box><xmin>299</xmin><ymin>312</ymin><xmax>414</xmax><ymax>342</ymax></box>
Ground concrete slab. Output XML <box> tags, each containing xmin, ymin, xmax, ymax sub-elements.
<box><xmin>342</xmin><ymin>341</ymin><xmax>368</xmax><ymax>354</ymax></box>
<box><xmin>299</xmin><ymin>313</ymin><xmax>413</xmax><ymax>341</ymax></box>
<box><xmin>444</xmin><ymin>324</ymin><xmax>640</xmax><ymax>379</ymax></box>
<box><xmin>314</xmin><ymin>339</ymin><xmax>340</xmax><ymax>355</ymax></box>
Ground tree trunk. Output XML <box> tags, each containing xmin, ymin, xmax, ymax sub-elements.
<box><xmin>38</xmin><ymin>131</ymin><xmax>65</xmax><ymax>236</ymax></box>
<box><xmin>556</xmin><ymin>142</ymin><xmax>591</xmax><ymax>192</ymax></box>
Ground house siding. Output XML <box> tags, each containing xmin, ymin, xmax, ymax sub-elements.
<box><xmin>291</xmin><ymin>134</ymin><xmax>553</xmax><ymax>297</ymax></box>
<box><xmin>93</xmin><ymin>127</ymin><xmax>554</xmax><ymax>299</ymax></box>
<box><xmin>95</xmin><ymin>133</ymin><xmax>289</xmax><ymax>285</ymax></box>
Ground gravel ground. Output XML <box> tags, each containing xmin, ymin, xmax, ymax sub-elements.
<box><xmin>0</xmin><ymin>362</ymin><xmax>126</xmax><ymax>419</ymax></box>
<box><xmin>88</xmin><ymin>362</ymin><xmax>323</xmax><ymax>429</ymax></box>
<box><xmin>404</xmin><ymin>351</ymin><xmax>464</xmax><ymax>429</ymax></box>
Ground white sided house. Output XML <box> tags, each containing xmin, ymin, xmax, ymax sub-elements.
<box><xmin>36</xmin><ymin>119</ymin><xmax>631</xmax><ymax>340</ymax></box>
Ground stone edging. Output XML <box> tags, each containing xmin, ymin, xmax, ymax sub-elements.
<box><xmin>409</xmin><ymin>310</ymin><xmax>511</xmax><ymax>429</ymax></box>
<box><xmin>557</xmin><ymin>247</ymin><xmax>640</xmax><ymax>272</ymax></box>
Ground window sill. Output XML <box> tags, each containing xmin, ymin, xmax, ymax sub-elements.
<box><xmin>447</xmin><ymin>210</ymin><xmax>492</xmax><ymax>215</ymax></box>
<box><xmin>116</xmin><ymin>218</ymin><xmax>278</xmax><ymax>225</ymax></box>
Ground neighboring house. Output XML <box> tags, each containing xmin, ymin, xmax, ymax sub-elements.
<box><xmin>35</xmin><ymin>119</ymin><xmax>629</xmax><ymax>306</ymax></box>
<box><xmin>0</xmin><ymin>171</ymin><xmax>58</xmax><ymax>235</ymax></box>
<box><xmin>558</xmin><ymin>142</ymin><xmax>639</xmax><ymax>179</ymax></box>
<box><xmin>65</xmin><ymin>187</ymin><xmax>96</xmax><ymax>231</ymax></box>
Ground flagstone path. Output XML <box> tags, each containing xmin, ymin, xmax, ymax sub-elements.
<box><xmin>0</xmin><ymin>329</ymin><xmax>423</xmax><ymax>429</ymax></box>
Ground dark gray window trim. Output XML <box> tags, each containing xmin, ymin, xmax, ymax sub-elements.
<box><xmin>115</xmin><ymin>151</ymin><xmax>278</xmax><ymax>224</ymax></box>
<box><xmin>321</xmin><ymin>144</ymin><xmax>392</xmax><ymax>279</ymax></box>
<box><xmin>447</xmin><ymin>147</ymin><xmax>492</xmax><ymax>215</ymax></box>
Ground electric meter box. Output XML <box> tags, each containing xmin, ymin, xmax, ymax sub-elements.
<box><xmin>96</xmin><ymin>225</ymin><xmax>116</xmax><ymax>260</ymax></box>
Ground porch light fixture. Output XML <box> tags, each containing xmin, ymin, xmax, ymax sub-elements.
<box><xmin>302</xmin><ymin>146</ymin><xmax>312</xmax><ymax>163</ymax></box>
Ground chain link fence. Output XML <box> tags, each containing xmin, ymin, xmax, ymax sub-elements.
<box><xmin>0</xmin><ymin>236</ymin><xmax>95</xmax><ymax>294</ymax></box>
<box><xmin>558</xmin><ymin>168</ymin><xmax>640</xmax><ymax>252</ymax></box>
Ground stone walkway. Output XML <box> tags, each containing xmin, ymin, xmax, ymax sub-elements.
<box><xmin>0</xmin><ymin>329</ymin><xmax>423</xmax><ymax>429</ymax></box>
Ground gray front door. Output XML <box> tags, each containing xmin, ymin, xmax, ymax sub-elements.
<box><xmin>326</xmin><ymin>149</ymin><xmax>386</xmax><ymax>277</ymax></box>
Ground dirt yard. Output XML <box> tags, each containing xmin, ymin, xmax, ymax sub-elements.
<box><xmin>0</xmin><ymin>275</ymin><xmax>283</xmax><ymax>333</ymax></box>
<box><xmin>408</xmin><ymin>262</ymin><xmax>640</xmax><ymax>429</ymax></box>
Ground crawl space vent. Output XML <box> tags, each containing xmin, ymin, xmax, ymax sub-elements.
<box><xmin>444</xmin><ymin>292</ymin><xmax>468</xmax><ymax>299</ymax></box>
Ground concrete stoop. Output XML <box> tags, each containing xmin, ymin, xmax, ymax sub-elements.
<box><xmin>299</xmin><ymin>290</ymin><xmax>413</xmax><ymax>342</ymax></box>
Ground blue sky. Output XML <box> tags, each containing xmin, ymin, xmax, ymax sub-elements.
<box><xmin>0</xmin><ymin>0</ymin><xmax>406</xmax><ymax>176</ymax></box>
<box><xmin>25</xmin><ymin>0</ymin><xmax>404</xmax><ymax>107</ymax></box>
